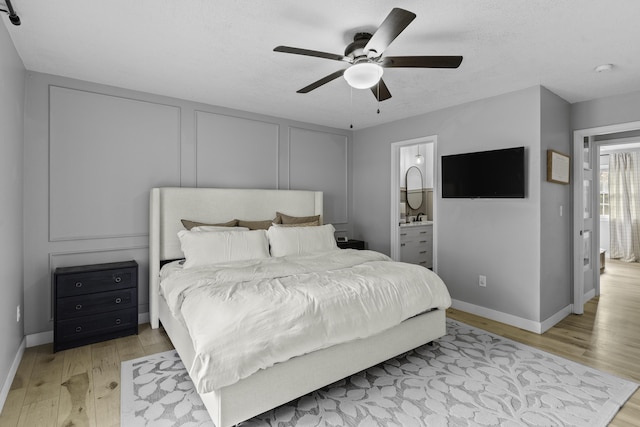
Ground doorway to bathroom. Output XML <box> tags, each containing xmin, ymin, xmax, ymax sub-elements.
<box><xmin>390</xmin><ymin>135</ymin><xmax>437</xmax><ymax>267</ymax></box>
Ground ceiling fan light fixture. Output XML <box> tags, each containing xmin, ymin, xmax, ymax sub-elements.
<box><xmin>343</xmin><ymin>62</ymin><xmax>383</xmax><ymax>89</ymax></box>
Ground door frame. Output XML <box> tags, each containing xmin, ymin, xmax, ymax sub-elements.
<box><xmin>390</xmin><ymin>135</ymin><xmax>438</xmax><ymax>267</ymax></box>
<box><xmin>572</xmin><ymin>120</ymin><xmax>640</xmax><ymax>313</ymax></box>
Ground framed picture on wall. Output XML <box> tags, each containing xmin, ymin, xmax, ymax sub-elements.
<box><xmin>547</xmin><ymin>149</ymin><xmax>570</xmax><ymax>184</ymax></box>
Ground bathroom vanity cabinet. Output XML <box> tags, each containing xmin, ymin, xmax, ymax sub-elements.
<box><xmin>399</xmin><ymin>223</ymin><xmax>433</xmax><ymax>269</ymax></box>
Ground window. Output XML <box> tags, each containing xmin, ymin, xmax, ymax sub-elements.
<box><xmin>599</xmin><ymin>166</ymin><xmax>609</xmax><ymax>217</ymax></box>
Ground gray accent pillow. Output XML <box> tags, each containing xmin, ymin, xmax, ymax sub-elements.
<box><xmin>181</xmin><ymin>219</ymin><xmax>238</xmax><ymax>230</ymax></box>
<box><xmin>237</xmin><ymin>219</ymin><xmax>276</xmax><ymax>230</ymax></box>
<box><xmin>276</xmin><ymin>211</ymin><xmax>321</xmax><ymax>225</ymax></box>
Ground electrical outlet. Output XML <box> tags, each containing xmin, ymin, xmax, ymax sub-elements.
<box><xmin>16</xmin><ymin>305</ymin><xmax>21</xmax><ymax>322</ymax></box>
<box><xmin>479</xmin><ymin>275</ymin><xmax>487</xmax><ymax>287</ymax></box>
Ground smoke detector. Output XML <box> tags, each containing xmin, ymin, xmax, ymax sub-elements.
<box><xmin>594</xmin><ymin>64</ymin><xmax>614</xmax><ymax>73</ymax></box>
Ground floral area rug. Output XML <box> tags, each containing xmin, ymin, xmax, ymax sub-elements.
<box><xmin>121</xmin><ymin>319</ymin><xmax>637</xmax><ymax>426</ymax></box>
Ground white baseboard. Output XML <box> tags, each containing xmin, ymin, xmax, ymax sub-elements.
<box><xmin>0</xmin><ymin>337</ymin><xmax>26</xmax><ymax>413</ymax></box>
<box><xmin>26</xmin><ymin>330</ymin><xmax>53</xmax><ymax>347</ymax></box>
<box><xmin>25</xmin><ymin>311</ymin><xmax>151</xmax><ymax>348</ymax></box>
<box><xmin>539</xmin><ymin>305</ymin><xmax>572</xmax><ymax>333</ymax></box>
<box><xmin>584</xmin><ymin>288</ymin><xmax>596</xmax><ymax>301</ymax></box>
<box><xmin>451</xmin><ymin>299</ymin><xmax>571</xmax><ymax>334</ymax></box>
<box><xmin>138</xmin><ymin>311</ymin><xmax>150</xmax><ymax>325</ymax></box>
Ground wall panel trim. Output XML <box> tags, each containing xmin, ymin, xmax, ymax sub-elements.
<box><xmin>194</xmin><ymin>110</ymin><xmax>280</xmax><ymax>189</ymax></box>
<box><xmin>287</xmin><ymin>126</ymin><xmax>349</xmax><ymax>224</ymax></box>
<box><xmin>48</xmin><ymin>85</ymin><xmax>182</xmax><ymax>241</ymax></box>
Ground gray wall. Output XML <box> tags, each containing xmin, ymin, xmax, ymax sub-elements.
<box><xmin>572</xmin><ymin>89</ymin><xmax>640</xmax><ymax>130</ymax></box>
<box><xmin>539</xmin><ymin>87</ymin><xmax>572</xmax><ymax>320</ymax></box>
<box><xmin>23</xmin><ymin>72</ymin><xmax>352</xmax><ymax>336</ymax></box>
<box><xmin>353</xmin><ymin>86</ymin><xmax>546</xmax><ymax>323</ymax></box>
<box><xmin>0</xmin><ymin>23</ymin><xmax>25</xmax><ymax>393</ymax></box>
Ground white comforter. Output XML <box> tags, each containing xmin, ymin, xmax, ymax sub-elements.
<box><xmin>160</xmin><ymin>249</ymin><xmax>451</xmax><ymax>393</ymax></box>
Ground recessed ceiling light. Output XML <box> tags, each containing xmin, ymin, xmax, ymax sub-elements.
<box><xmin>594</xmin><ymin>64</ymin><xmax>614</xmax><ymax>73</ymax></box>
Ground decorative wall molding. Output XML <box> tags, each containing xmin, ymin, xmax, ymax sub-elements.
<box><xmin>194</xmin><ymin>110</ymin><xmax>280</xmax><ymax>189</ymax></box>
<box><xmin>48</xmin><ymin>85</ymin><xmax>181</xmax><ymax>241</ymax></box>
<box><xmin>24</xmin><ymin>71</ymin><xmax>354</xmax><ymax>339</ymax></box>
<box><xmin>288</xmin><ymin>126</ymin><xmax>349</xmax><ymax>224</ymax></box>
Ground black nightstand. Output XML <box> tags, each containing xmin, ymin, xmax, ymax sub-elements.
<box><xmin>337</xmin><ymin>239</ymin><xmax>366</xmax><ymax>250</ymax></box>
<box><xmin>54</xmin><ymin>260</ymin><xmax>138</xmax><ymax>352</ymax></box>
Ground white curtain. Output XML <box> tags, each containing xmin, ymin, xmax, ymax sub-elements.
<box><xmin>609</xmin><ymin>152</ymin><xmax>640</xmax><ymax>262</ymax></box>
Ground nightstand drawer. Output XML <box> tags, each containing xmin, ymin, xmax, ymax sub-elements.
<box><xmin>55</xmin><ymin>308</ymin><xmax>137</xmax><ymax>343</ymax></box>
<box><xmin>57</xmin><ymin>287</ymin><xmax>136</xmax><ymax>319</ymax></box>
<box><xmin>56</xmin><ymin>267</ymin><xmax>135</xmax><ymax>297</ymax></box>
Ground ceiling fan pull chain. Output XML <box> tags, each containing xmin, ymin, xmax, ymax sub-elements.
<box><xmin>377</xmin><ymin>82</ymin><xmax>381</xmax><ymax>114</ymax></box>
<box><xmin>350</xmin><ymin>87</ymin><xmax>354</xmax><ymax>129</ymax></box>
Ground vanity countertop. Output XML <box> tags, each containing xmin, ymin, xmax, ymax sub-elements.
<box><xmin>400</xmin><ymin>220</ymin><xmax>433</xmax><ymax>227</ymax></box>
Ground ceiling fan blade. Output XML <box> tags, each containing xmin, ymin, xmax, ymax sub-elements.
<box><xmin>274</xmin><ymin>46</ymin><xmax>350</xmax><ymax>63</ymax></box>
<box><xmin>371</xmin><ymin>79</ymin><xmax>392</xmax><ymax>101</ymax></box>
<box><xmin>381</xmin><ymin>56</ymin><xmax>463</xmax><ymax>68</ymax></box>
<box><xmin>297</xmin><ymin>69</ymin><xmax>346</xmax><ymax>93</ymax></box>
<box><xmin>364</xmin><ymin>8</ymin><xmax>417</xmax><ymax>56</ymax></box>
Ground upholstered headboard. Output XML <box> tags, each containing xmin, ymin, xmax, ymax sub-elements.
<box><xmin>149</xmin><ymin>187</ymin><xmax>323</xmax><ymax>328</ymax></box>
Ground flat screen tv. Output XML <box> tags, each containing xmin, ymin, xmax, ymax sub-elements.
<box><xmin>441</xmin><ymin>147</ymin><xmax>525</xmax><ymax>198</ymax></box>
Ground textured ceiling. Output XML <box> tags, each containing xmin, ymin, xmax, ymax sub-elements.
<box><xmin>4</xmin><ymin>0</ymin><xmax>640</xmax><ymax>130</ymax></box>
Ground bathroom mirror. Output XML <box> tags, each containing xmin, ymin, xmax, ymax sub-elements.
<box><xmin>406</xmin><ymin>166</ymin><xmax>423</xmax><ymax>209</ymax></box>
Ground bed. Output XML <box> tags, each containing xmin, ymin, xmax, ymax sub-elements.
<box><xmin>149</xmin><ymin>187</ymin><xmax>450</xmax><ymax>427</ymax></box>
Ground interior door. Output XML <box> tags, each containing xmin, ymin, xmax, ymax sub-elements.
<box><xmin>573</xmin><ymin>135</ymin><xmax>596</xmax><ymax>314</ymax></box>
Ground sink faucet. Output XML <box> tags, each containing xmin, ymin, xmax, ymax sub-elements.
<box><xmin>416</xmin><ymin>212</ymin><xmax>424</xmax><ymax>221</ymax></box>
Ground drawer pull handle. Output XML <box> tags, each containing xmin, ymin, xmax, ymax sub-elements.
<box><xmin>400</xmin><ymin>243</ymin><xmax>405</xmax><ymax>247</ymax></box>
<box><xmin>115</xmin><ymin>297</ymin><xmax>122</xmax><ymax>304</ymax></box>
<box><xmin>75</xmin><ymin>326</ymin><xmax>82</xmax><ymax>333</ymax></box>
<box><xmin>400</xmin><ymin>233</ymin><xmax>407</xmax><ymax>236</ymax></box>
<box><xmin>420</xmin><ymin>231</ymin><xmax>427</xmax><ymax>234</ymax></box>
<box><xmin>75</xmin><ymin>304</ymin><xmax>82</xmax><ymax>310</ymax></box>
<box><xmin>420</xmin><ymin>251</ymin><xmax>427</xmax><ymax>254</ymax></box>
<box><xmin>114</xmin><ymin>276</ymin><xmax>122</xmax><ymax>283</ymax></box>
<box><xmin>115</xmin><ymin>318</ymin><xmax>122</xmax><ymax>325</ymax></box>
<box><xmin>420</xmin><ymin>240</ymin><xmax>427</xmax><ymax>243</ymax></box>
<box><xmin>75</xmin><ymin>282</ymin><xmax>83</xmax><ymax>288</ymax></box>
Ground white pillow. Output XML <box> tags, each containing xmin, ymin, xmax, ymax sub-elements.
<box><xmin>178</xmin><ymin>229</ymin><xmax>270</xmax><ymax>268</ymax></box>
<box><xmin>191</xmin><ymin>226</ymin><xmax>249</xmax><ymax>232</ymax></box>
<box><xmin>267</xmin><ymin>224</ymin><xmax>338</xmax><ymax>257</ymax></box>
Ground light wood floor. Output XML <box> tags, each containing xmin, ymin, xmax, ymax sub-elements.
<box><xmin>1</xmin><ymin>260</ymin><xmax>638</xmax><ymax>426</ymax></box>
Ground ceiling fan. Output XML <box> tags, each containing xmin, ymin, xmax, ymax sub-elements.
<box><xmin>274</xmin><ymin>8</ymin><xmax>463</xmax><ymax>101</ymax></box>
